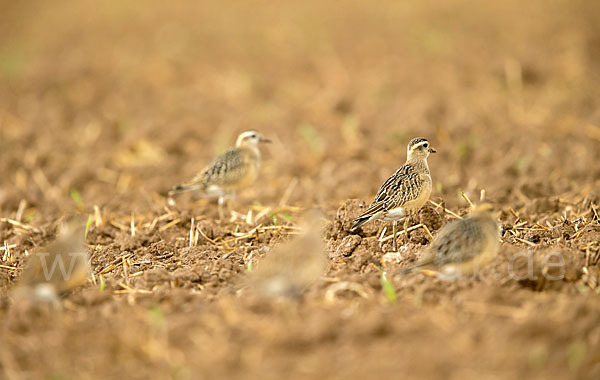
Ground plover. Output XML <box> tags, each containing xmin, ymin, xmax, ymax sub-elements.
<box><xmin>352</xmin><ymin>137</ymin><xmax>436</xmax><ymax>251</ymax></box>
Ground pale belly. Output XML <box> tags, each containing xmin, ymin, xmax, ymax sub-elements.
<box><xmin>219</xmin><ymin>163</ymin><xmax>259</xmax><ymax>192</ymax></box>
<box><xmin>439</xmin><ymin>240</ymin><xmax>499</xmax><ymax>279</ymax></box>
<box><xmin>383</xmin><ymin>178</ymin><xmax>432</xmax><ymax>221</ymax></box>
<box><xmin>382</xmin><ymin>208</ymin><xmax>405</xmax><ymax>221</ymax></box>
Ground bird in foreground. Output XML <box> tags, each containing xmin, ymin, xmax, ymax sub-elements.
<box><xmin>351</xmin><ymin>137</ymin><xmax>436</xmax><ymax>251</ymax></box>
<box><xmin>13</xmin><ymin>218</ymin><xmax>90</xmax><ymax>305</ymax></box>
<box><xmin>401</xmin><ymin>202</ymin><xmax>500</xmax><ymax>280</ymax></box>
<box><xmin>168</xmin><ymin>130</ymin><xmax>271</xmax><ymax>219</ymax></box>
<box><xmin>245</xmin><ymin>211</ymin><xmax>326</xmax><ymax>300</ymax></box>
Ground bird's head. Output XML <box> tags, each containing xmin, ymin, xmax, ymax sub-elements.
<box><xmin>236</xmin><ymin>130</ymin><xmax>271</xmax><ymax>147</ymax></box>
<box><xmin>407</xmin><ymin>137</ymin><xmax>436</xmax><ymax>160</ymax></box>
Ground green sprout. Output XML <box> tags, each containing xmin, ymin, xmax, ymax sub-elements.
<box><xmin>0</xmin><ymin>48</ymin><xmax>25</xmax><ymax>81</ymax></box>
<box><xmin>270</xmin><ymin>213</ymin><xmax>278</xmax><ymax>226</ymax></box>
<box><xmin>25</xmin><ymin>211</ymin><xmax>35</xmax><ymax>222</ymax></box>
<box><xmin>148</xmin><ymin>305</ymin><xmax>166</xmax><ymax>331</ymax></box>
<box><xmin>415</xmin><ymin>26</ymin><xmax>451</xmax><ymax>56</ymax></box>
<box><xmin>298</xmin><ymin>123</ymin><xmax>325</xmax><ymax>154</ymax></box>
<box><xmin>567</xmin><ymin>340</ymin><xmax>587</xmax><ymax>372</ymax></box>
<box><xmin>380</xmin><ymin>271</ymin><xmax>397</xmax><ymax>304</ymax></box>
<box><xmin>85</xmin><ymin>215</ymin><xmax>93</xmax><ymax>240</ymax></box>
<box><xmin>456</xmin><ymin>141</ymin><xmax>471</xmax><ymax>161</ymax></box>
<box><xmin>386</xmin><ymin>131</ymin><xmax>408</xmax><ymax>144</ymax></box>
<box><xmin>528</xmin><ymin>344</ymin><xmax>549</xmax><ymax>370</ymax></box>
<box><xmin>513</xmin><ymin>157</ymin><xmax>530</xmax><ymax>174</ymax></box>
<box><xmin>342</xmin><ymin>115</ymin><xmax>360</xmax><ymax>135</ymax></box>
<box><xmin>279</xmin><ymin>213</ymin><xmax>293</xmax><ymax>222</ymax></box>
<box><xmin>413</xmin><ymin>287</ymin><xmax>423</xmax><ymax>307</ymax></box>
<box><xmin>268</xmin><ymin>212</ymin><xmax>291</xmax><ymax>226</ymax></box>
<box><xmin>70</xmin><ymin>189</ymin><xmax>83</xmax><ymax>209</ymax></box>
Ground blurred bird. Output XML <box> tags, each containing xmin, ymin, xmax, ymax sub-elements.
<box><xmin>168</xmin><ymin>130</ymin><xmax>271</xmax><ymax>219</ymax></box>
<box><xmin>246</xmin><ymin>211</ymin><xmax>327</xmax><ymax>299</ymax></box>
<box><xmin>402</xmin><ymin>202</ymin><xmax>500</xmax><ymax>280</ymax></box>
<box><xmin>14</xmin><ymin>217</ymin><xmax>90</xmax><ymax>304</ymax></box>
<box><xmin>351</xmin><ymin>137</ymin><xmax>436</xmax><ymax>251</ymax></box>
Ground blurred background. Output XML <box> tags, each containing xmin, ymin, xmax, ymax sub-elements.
<box><xmin>2</xmin><ymin>1</ymin><xmax>600</xmax><ymax>379</ymax></box>
<box><xmin>1</xmin><ymin>0</ymin><xmax>599</xmax><ymax>218</ymax></box>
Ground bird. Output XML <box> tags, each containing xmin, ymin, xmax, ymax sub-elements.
<box><xmin>351</xmin><ymin>137</ymin><xmax>436</xmax><ymax>251</ymax></box>
<box><xmin>168</xmin><ymin>130</ymin><xmax>271</xmax><ymax>219</ymax></box>
<box><xmin>401</xmin><ymin>202</ymin><xmax>500</xmax><ymax>280</ymax></box>
<box><xmin>245</xmin><ymin>210</ymin><xmax>326</xmax><ymax>300</ymax></box>
<box><xmin>14</xmin><ymin>217</ymin><xmax>90</xmax><ymax>305</ymax></box>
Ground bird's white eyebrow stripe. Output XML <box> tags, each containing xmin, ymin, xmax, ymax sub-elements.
<box><xmin>410</xmin><ymin>141</ymin><xmax>429</xmax><ymax>150</ymax></box>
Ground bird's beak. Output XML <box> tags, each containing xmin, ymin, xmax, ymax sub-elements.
<box><xmin>429</xmin><ymin>147</ymin><xmax>437</xmax><ymax>153</ymax></box>
<box><xmin>259</xmin><ymin>137</ymin><xmax>272</xmax><ymax>143</ymax></box>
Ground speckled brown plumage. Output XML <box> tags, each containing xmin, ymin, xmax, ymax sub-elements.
<box><xmin>168</xmin><ymin>130</ymin><xmax>270</xmax><ymax>214</ymax></box>
<box><xmin>403</xmin><ymin>202</ymin><xmax>500</xmax><ymax>279</ymax></box>
<box><xmin>186</xmin><ymin>146</ymin><xmax>259</xmax><ymax>191</ymax></box>
<box><xmin>351</xmin><ymin>137</ymin><xmax>435</xmax><ymax>231</ymax></box>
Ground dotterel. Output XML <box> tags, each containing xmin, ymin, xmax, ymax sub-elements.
<box><xmin>169</xmin><ymin>130</ymin><xmax>271</xmax><ymax>218</ymax></box>
<box><xmin>402</xmin><ymin>202</ymin><xmax>501</xmax><ymax>280</ymax></box>
<box><xmin>351</xmin><ymin>137</ymin><xmax>436</xmax><ymax>251</ymax></box>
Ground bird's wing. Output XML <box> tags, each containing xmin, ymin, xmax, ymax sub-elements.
<box><xmin>429</xmin><ymin>218</ymin><xmax>485</xmax><ymax>267</ymax></box>
<box><xmin>355</xmin><ymin>163</ymin><xmax>423</xmax><ymax>220</ymax></box>
<box><xmin>190</xmin><ymin>148</ymin><xmax>251</xmax><ymax>188</ymax></box>
<box><xmin>401</xmin><ymin>219</ymin><xmax>485</xmax><ymax>273</ymax></box>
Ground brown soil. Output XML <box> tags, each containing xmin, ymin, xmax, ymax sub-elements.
<box><xmin>2</xmin><ymin>0</ymin><xmax>600</xmax><ymax>379</ymax></box>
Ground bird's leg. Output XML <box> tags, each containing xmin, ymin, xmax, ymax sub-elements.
<box><xmin>403</xmin><ymin>215</ymin><xmax>410</xmax><ymax>244</ymax></box>
<box><xmin>166</xmin><ymin>195</ymin><xmax>176</xmax><ymax>207</ymax></box>
<box><xmin>217</xmin><ymin>196</ymin><xmax>225</xmax><ymax>221</ymax></box>
<box><xmin>419</xmin><ymin>269</ymin><xmax>440</xmax><ymax>278</ymax></box>
<box><xmin>392</xmin><ymin>220</ymin><xmax>398</xmax><ymax>252</ymax></box>
<box><xmin>226</xmin><ymin>192</ymin><xmax>236</xmax><ymax>219</ymax></box>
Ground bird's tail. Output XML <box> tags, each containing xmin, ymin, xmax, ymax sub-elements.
<box><xmin>350</xmin><ymin>216</ymin><xmax>371</xmax><ymax>232</ymax></box>
<box><xmin>350</xmin><ymin>203</ymin><xmax>385</xmax><ymax>232</ymax></box>
<box><xmin>400</xmin><ymin>257</ymin><xmax>435</xmax><ymax>275</ymax></box>
<box><xmin>168</xmin><ymin>183</ymin><xmax>203</xmax><ymax>197</ymax></box>
<box><xmin>400</xmin><ymin>263</ymin><xmax>419</xmax><ymax>275</ymax></box>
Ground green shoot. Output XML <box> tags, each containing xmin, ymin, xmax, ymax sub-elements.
<box><xmin>268</xmin><ymin>212</ymin><xmax>291</xmax><ymax>226</ymax></box>
<box><xmin>25</xmin><ymin>211</ymin><xmax>35</xmax><ymax>222</ymax></box>
<box><xmin>99</xmin><ymin>276</ymin><xmax>106</xmax><ymax>292</ymax></box>
<box><xmin>456</xmin><ymin>141</ymin><xmax>470</xmax><ymax>161</ymax></box>
<box><xmin>148</xmin><ymin>305</ymin><xmax>166</xmax><ymax>331</ymax></box>
<box><xmin>342</xmin><ymin>115</ymin><xmax>360</xmax><ymax>135</ymax></box>
<box><xmin>0</xmin><ymin>48</ymin><xmax>25</xmax><ymax>81</ymax></box>
<box><xmin>85</xmin><ymin>215</ymin><xmax>93</xmax><ymax>240</ymax></box>
<box><xmin>279</xmin><ymin>213</ymin><xmax>293</xmax><ymax>222</ymax></box>
<box><xmin>70</xmin><ymin>189</ymin><xmax>83</xmax><ymax>209</ymax></box>
<box><xmin>380</xmin><ymin>271</ymin><xmax>397</xmax><ymax>304</ymax></box>
<box><xmin>386</xmin><ymin>131</ymin><xmax>408</xmax><ymax>144</ymax></box>
<box><xmin>567</xmin><ymin>340</ymin><xmax>587</xmax><ymax>371</ymax></box>
<box><xmin>513</xmin><ymin>157</ymin><xmax>530</xmax><ymax>173</ymax></box>
<box><xmin>298</xmin><ymin>123</ymin><xmax>325</xmax><ymax>153</ymax></box>
<box><xmin>528</xmin><ymin>344</ymin><xmax>549</xmax><ymax>370</ymax></box>
<box><xmin>413</xmin><ymin>287</ymin><xmax>423</xmax><ymax>307</ymax></box>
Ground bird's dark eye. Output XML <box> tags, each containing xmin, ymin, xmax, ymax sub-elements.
<box><xmin>423</xmin><ymin>143</ymin><xmax>429</xmax><ymax>148</ymax></box>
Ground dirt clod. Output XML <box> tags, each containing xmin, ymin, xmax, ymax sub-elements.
<box><xmin>331</xmin><ymin>235</ymin><xmax>362</xmax><ymax>259</ymax></box>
